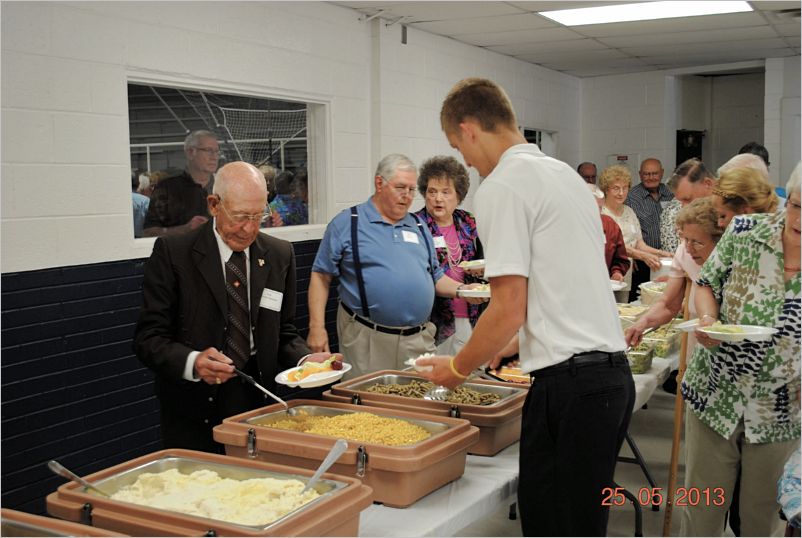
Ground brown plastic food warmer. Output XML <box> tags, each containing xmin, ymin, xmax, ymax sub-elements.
<box><xmin>214</xmin><ymin>399</ymin><xmax>479</xmax><ymax>508</ymax></box>
<box><xmin>1</xmin><ymin>508</ymin><xmax>126</xmax><ymax>537</ymax></box>
<box><xmin>323</xmin><ymin>370</ymin><xmax>527</xmax><ymax>456</ymax></box>
<box><xmin>45</xmin><ymin>449</ymin><xmax>373</xmax><ymax>537</ymax></box>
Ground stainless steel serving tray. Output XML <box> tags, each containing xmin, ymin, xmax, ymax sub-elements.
<box><xmin>345</xmin><ymin>373</ymin><xmax>526</xmax><ymax>405</ymax></box>
<box><xmin>246</xmin><ymin>404</ymin><xmax>451</xmax><ymax>445</ymax></box>
<box><xmin>85</xmin><ymin>455</ymin><xmax>347</xmax><ymax>532</ymax></box>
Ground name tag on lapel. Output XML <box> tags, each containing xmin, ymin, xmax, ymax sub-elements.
<box><xmin>402</xmin><ymin>230</ymin><xmax>419</xmax><ymax>244</ymax></box>
<box><xmin>259</xmin><ymin>288</ymin><xmax>283</xmax><ymax>312</ymax></box>
<box><xmin>433</xmin><ymin>235</ymin><xmax>447</xmax><ymax>249</ymax></box>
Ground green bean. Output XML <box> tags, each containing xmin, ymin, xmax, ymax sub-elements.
<box><xmin>364</xmin><ymin>380</ymin><xmax>501</xmax><ymax>405</ymax></box>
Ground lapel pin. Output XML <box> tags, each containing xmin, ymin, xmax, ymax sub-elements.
<box><xmin>258</xmin><ymin>258</ymin><xmax>265</xmax><ymax>267</ymax></box>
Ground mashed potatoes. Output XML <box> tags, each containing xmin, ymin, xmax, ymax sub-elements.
<box><xmin>110</xmin><ymin>469</ymin><xmax>320</xmax><ymax>526</ymax></box>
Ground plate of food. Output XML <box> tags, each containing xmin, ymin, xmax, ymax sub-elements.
<box><xmin>699</xmin><ymin>323</ymin><xmax>778</xmax><ymax>342</ymax></box>
<box><xmin>457</xmin><ymin>283</ymin><xmax>490</xmax><ymax>298</ymax></box>
<box><xmin>610</xmin><ymin>280</ymin><xmax>627</xmax><ymax>291</ymax></box>
<box><xmin>275</xmin><ymin>355</ymin><xmax>351</xmax><ymax>388</ymax></box>
<box><xmin>675</xmin><ymin>318</ymin><xmax>699</xmax><ymax>332</ymax></box>
<box><xmin>458</xmin><ymin>259</ymin><xmax>485</xmax><ymax>270</ymax></box>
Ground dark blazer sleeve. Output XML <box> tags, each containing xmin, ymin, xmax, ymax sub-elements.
<box><xmin>132</xmin><ymin>237</ymin><xmax>195</xmax><ymax>381</ymax></box>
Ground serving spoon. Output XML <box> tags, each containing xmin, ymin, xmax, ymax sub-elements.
<box><xmin>48</xmin><ymin>460</ymin><xmax>111</xmax><ymax>497</ymax></box>
<box><xmin>300</xmin><ymin>439</ymin><xmax>348</xmax><ymax>494</ymax></box>
<box><xmin>210</xmin><ymin>358</ymin><xmax>297</xmax><ymax>415</ymax></box>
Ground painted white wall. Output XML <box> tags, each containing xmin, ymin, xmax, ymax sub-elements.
<box><xmin>0</xmin><ymin>1</ymin><xmax>581</xmax><ymax>273</ymax></box>
<box><xmin>765</xmin><ymin>57</ymin><xmax>801</xmax><ymax>186</ymax></box>
<box><xmin>1</xmin><ymin>1</ymin><xmax>372</xmax><ymax>273</ymax></box>
<box><xmin>710</xmin><ymin>73</ymin><xmax>764</xmax><ymax>170</ymax></box>
<box><xmin>581</xmin><ymin>71</ymin><xmax>677</xmax><ymax>185</ymax></box>
<box><xmin>373</xmin><ymin>22</ymin><xmax>581</xmax><ymax>213</ymax></box>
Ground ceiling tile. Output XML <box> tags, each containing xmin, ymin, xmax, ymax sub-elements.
<box><xmin>621</xmin><ymin>37</ymin><xmax>790</xmax><ymax>56</ymax></box>
<box><xmin>412</xmin><ymin>13</ymin><xmax>553</xmax><ymax>34</ymax></box>
<box><xmin>363</xmin><ymin>1</ymin><xmax>524</xmax><ymax>22</ymax></box>
<box><xmin>454</xmin><ymin>26</ymin><xmax>581</xmax><ymax>46</ymax></box>
<box><xmin>750</xmin><ymin>1</ymin><xmax>802</xmax><ymax>11</ymax></box>
<box><xmin>507</xmin><ymin>1</ymin><xmax>631</xmax><ymax>11</ymax></box>
<box><xmin>488</xmin><ymin>38</ymin><xmax>606</xmax><ymax>55</ymax></box>
<box><xmin>774</xmin><ymin>22</ymin><xmax>802</xmax><ymax>36</ymax></box>
<box><xmin>520</xmin><ymin>48</ymin><xmax>630</xmax><ymax>63</ymax></box>
<box><xmin>647</xmin><ymin>48</ymin><xmax>795</xmax><ymax>66</ymax></box>
<box><xmin>575</xmin><ymin>12</ymin><xmax>767</xmax><ymax>37</ymax></box>
<box><xmin>598</xmin><ymin>26</ymin><xmax>777</xmax><ymax>48</ymax></box>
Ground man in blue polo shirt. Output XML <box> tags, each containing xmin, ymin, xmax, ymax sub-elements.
<box><xmin>307</xmin><ymin>153</ymin><xmax>480</xmax><ymax>377</ymax></box>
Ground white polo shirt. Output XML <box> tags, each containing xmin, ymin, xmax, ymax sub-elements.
<box><xmin>474</xmin><ymin>144</ymin><xmax>625</xmax><ymax>373</ymax></box>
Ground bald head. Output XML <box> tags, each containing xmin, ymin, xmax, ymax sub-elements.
<box><xmin>214</xmin><ymin>162</ymin><xmax>268</xmax><ymax>201</ymax></box>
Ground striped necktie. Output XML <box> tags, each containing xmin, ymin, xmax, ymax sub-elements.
<box><xmin>225</xmin><ymin>250</ymin><xmax>250</xmax><ymax>369</ymax></box>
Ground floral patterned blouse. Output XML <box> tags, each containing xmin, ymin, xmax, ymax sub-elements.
<box><xmin>681</xmin><ymin>211</ymin><xmax>800</xmax><ymax>443</ymax></box>
<box><xmin>414</xmin><ymin>207</ymin><xmax>483</xmax><ymax>345</ymax></box>
<box><xmin>660</xmin><ymin>199</ymin><xmax>682</xmax><ymax>255</ymax></box>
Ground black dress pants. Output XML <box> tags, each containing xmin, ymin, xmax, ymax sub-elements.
<box><xmin>518</xmin><ymin>355</ymin><xmax>635</xmax><ymax>537</ymax></box>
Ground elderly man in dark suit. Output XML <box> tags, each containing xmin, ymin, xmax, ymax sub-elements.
<box><xmin>134</xmin><ymin>161</ymin><xmax>331</xmax><ymax>452</ymax></box>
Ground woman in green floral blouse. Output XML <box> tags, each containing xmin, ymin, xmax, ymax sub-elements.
<box><xmin>680</xmin><ymin>165</ymin><xmax>801</xmax><ymax>536</ymax></box>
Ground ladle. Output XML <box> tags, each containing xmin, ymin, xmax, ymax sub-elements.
<box><xmin>301</xmin><ymin>439</ymin><xmax>348</xmax><ymax>494</ymax></box>
<box><xmin>48</xmin><ymin>460</ymin><xmax>110</xmax><ymax>497</ymax></box>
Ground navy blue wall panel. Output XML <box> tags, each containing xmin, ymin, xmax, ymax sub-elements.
<box><xmin>0</xmin><ymin>239</ymin><xmax>337</xmax><ymax>515</ymax></box>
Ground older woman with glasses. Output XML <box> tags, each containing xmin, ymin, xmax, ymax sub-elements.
<box><xmin>600</xmin><ymin>165</ymin><xmax>672</xmax><ymax>302</ymax></box>
<box><xmin>681</xmin><ymin>165</ymin><xmax>801</xmax><ymax>536</ymax></box>
<box><xmin>625</xmin><ymin>198</ymin><xmax>723</xmax><ymax>349</ymax></box>
<box><xmin>414</xmin><ymin>156</ymin><xmax>484</xmax><ymax>355</ymax></box>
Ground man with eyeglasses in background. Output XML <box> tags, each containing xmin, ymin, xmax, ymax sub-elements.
<box><xmin>143</xmin><ymin>130</ymin><xmax>221</xmax><ymax>237</ymax></box>
<box><xmin>307</xmin><ymin>153</ymin><xmax>485</xmax><ymax>378</ymax></box>
<box><xmin>134</xmin><ymin>161</ymin><xmax>333</xmax><ymax>452</ymax></box>
<box><xmin>625</xmin><ymin>158</ymin><xmax>674</xmax><ymax>301</ymax></box>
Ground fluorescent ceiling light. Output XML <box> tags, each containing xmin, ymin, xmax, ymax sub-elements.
<box><xmin>539</xmin><ymin>1</ymin><xmax>752</xmax><ymax>26</ymax></box>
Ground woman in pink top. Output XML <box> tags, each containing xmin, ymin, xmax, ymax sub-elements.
<box><xmin>414</xmin><ymin>156</ymin><xmax>484</xmax><ymax>355</ymax></box>
<box><xmin>625</xmin><ymin>198</ymin><xmax>723</xmax><ymax>347</ymax></box>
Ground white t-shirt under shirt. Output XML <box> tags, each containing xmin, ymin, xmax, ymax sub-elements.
<box><xmin>474</xmin><ymin>143</ymin><xmax>626</xmax><ymax>373</ymax></box>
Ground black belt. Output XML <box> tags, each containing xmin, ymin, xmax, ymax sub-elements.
<box><xmin>341</xmin><ymin>303</ymin><xmax>427</xmax><ymax>336</ymax></box>
<box><xmin>532</xmin><ymin>350</ymin><xmax>627</xmax><ymax>378</ymax></box>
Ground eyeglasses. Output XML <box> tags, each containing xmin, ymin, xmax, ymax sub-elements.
<box><xmin>686</xmin><ymin>239</ymin><xmax>707</xmax><ymax>250</ymax></box>
<box><xmin>216</xmin><ymin>196</ymin><xmax>270</xmax><ymax>225</ymax></box>
<box><xmin>641</xmin><ymin>172</ymin><xmax>662</xmax><ymax>177</ymax></box>
<box><xmin>195</xmin><ymin>147</ymin><xmax>220</xmax><ymax>156</ymax></box>
<box><xmin>380</xmin><ymin>177</ymin><xmax>416</xmax><ymax>197</ymax></box>
<box><xmin>608</xmin><ymin>185</ymin><xmax>627</xmax><ymax>194</ymax></box>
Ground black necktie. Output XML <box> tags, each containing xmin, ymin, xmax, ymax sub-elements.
<box><xmin>225</xmin><ymin>251</ymin><xmax>250</xmax><ymax>369</ymax></box>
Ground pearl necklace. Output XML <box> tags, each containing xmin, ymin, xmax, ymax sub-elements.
<box><xmin>445</xmin><ymin>233</ymin><xmax>463</xmax><ymax>267</ymax></box>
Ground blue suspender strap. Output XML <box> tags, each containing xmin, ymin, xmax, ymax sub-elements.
<box><xmin>350</xmin><ymin>206</ymin><xmax>370</xmax><ymax>319</ymax></box>
<box><xmin>411</xmin><ymin>212</ymin><xmax>435</xmax><ymax>275</ymax></box>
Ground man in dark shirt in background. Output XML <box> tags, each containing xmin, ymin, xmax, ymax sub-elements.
<box><xmin>625</xmin><ymin>158</ymin><xmax>673</xmax><ymax>301</ymax></box>
<box><xmin>143</xmin><ymin>130</ymin><xmax>220</xmax><ymax>237</ymax></box>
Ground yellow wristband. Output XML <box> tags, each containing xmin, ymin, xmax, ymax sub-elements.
<box><xmin>449</xmin><ymin>356</ymin><xmax>468</xmax><ymax>379</ymax></box>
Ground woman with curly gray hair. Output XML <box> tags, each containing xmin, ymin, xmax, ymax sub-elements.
<box><xmin>415</xmin><ymin>156</ymin><xmax>483</xmax><ymax>355</ymax></box>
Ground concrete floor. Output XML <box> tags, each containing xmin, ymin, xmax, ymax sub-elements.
<box><xmin>456</xmin><ymin>388</ymin><xmax>715</xmax><ymax>537</ymax></box>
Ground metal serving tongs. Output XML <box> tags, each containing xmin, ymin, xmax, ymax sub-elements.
<box><xmin>210</xmin><ymin>358</ymin><xmax>297</xmax><ymax>415</ymax></box>
<box><xmin>626</xmin><ymin>326</ymin><xmax>656</xmax><ymax>352</ymax></box>
<box><xmin>48</xmin><ymin>460</ymin><xmax>111</xmax><ymax>497</ymax></box>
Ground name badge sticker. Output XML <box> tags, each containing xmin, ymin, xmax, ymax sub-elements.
<box><xmin>402</xmin><ymin>230</ymin><xmax>420</xmax><ymax>244</ymax></box>
<box><xmin>433</xmin><ymin>235</ymin><xmax>447</xmax><ymax>249</ymax></box>
<box><xmin>259</xmin><ymin>288</ymin><xmax>284</xmax><ymax>312</ymax></box>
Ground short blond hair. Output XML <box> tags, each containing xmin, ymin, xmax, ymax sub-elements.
<box><xmin>598</xmin><ymin>165</ymin><xmax>632</xmax><ymax>194</ymax></box>
<box><xmin>713</xmin><ymin>167</ymin><xmax>778</xmax><ymax>214</ymax></box>
<box><xmin>676</xmin><ymin>197</ymin><xmax>723</xmax><ymax>240</ymax></box>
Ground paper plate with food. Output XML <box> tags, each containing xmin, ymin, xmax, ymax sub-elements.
<box><xmin>457</xmin><ymin>283</ymin><xmax>491</xmax><ymax>298</ymax></box>
<box><xmin>699</xmin><ymin>323</ymin><xmax>778</xmax><ymax>342</ymax></box>
<box><xmin>458</xmin><ymin>259</ymin><xmax>485</xmax><ymax>270</ymax></box>
<box><xmin>275</xmin><ymin>355</ymin><xmax>351</xmax><ymax>388</ymax></box>
<box><xmin>610</xmin><ymin>280</ymin><xmax>626</xmax><ymax>291</ymax></box>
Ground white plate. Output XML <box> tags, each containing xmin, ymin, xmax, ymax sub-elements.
<box><xmin>699</xmin><ymin>325</ymin><xmax>778</xmax><ymax>342</ymax></box>
<box><xmin>457</xmin><ymin>289</ymin><xmax>490</xmax><ymax>298</ymax></box>
<box><xmin>660</xmin><ymin>258</ymin><xmax>673</xmax><ymax>267</ymax></box>
<box><xmin>675</xmin><ymin>318</ymin><xmax>699</xmax><ymax>332</ymax></box>
<box><xmin>275</xmin><ymin>362</ymin><xmax>352</xmax><ymax>388</ymax></box>
<box><xmin>404</xmin><ymin>357</ymin><xmax>433</xmax><ymax>373</ymax></box>
<box><xmin>459</xmin><ymin>259</ymin><xmax>485</xmax><ymax>270</ymax></box>
<box><xmin>610</xmin><ymin>280</ymin><xmax>626</xmax><ymax>291</ymax></box>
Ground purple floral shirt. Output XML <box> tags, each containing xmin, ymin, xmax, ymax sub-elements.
<box><xmin>415</xmin><ymin>207</ymin><xmax>483</xmax><ymax>344</ymax></box>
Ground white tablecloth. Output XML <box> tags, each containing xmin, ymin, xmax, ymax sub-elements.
<box><xmin>359</xmin><ymin>443</ymin><xmax>520</xmax><ymax>537</ymax></box>
<box><xmin>359</xmin><ymin>355</ymin><xmax>675</xmax><ymax>536</ymax></box>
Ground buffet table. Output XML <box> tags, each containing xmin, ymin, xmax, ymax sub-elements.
<box><xmin>360</xmin><ymin>354</ymin><xmax>676</xmax><ymax>537</ymax></box>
